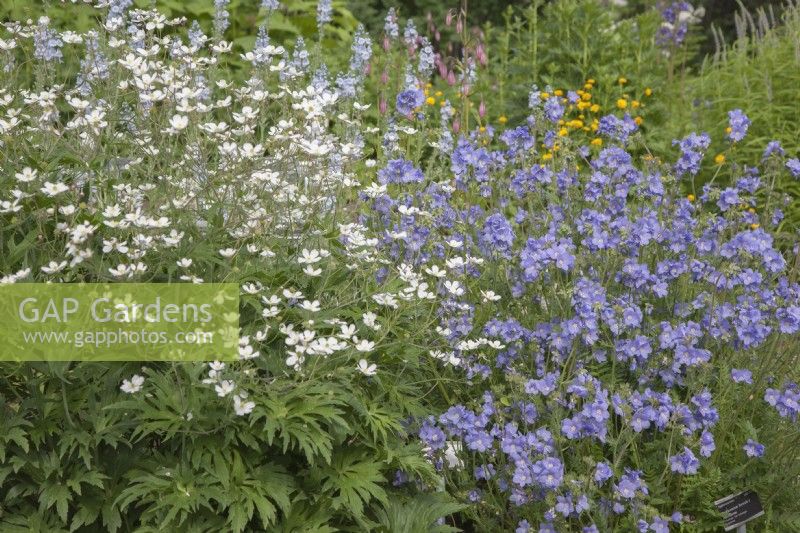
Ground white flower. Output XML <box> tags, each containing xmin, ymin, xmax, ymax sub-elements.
<box><xmin>424</xmin><ymin>265</ymin><xmax>447</xmax><ymax>278</ymax></box>
<box><xmin>282</xmin><ymin>288</ymin><xmax>303</xmax><ymax>299</ymax></box>
<box><xmin>298</xmin><ymin>248</ymin><xmax>322</xmax><ymax>264</ymax></box>
<box><xmin>120</xmin><ymin>374</ymin><xmax>145</xmax><ymax>394</ymax></box>
<box><xmin>357</xmin><ymin>359</ymin><xmax>377</xmax><ymax>376</ymax></box>
<box><xmin>176</xmin><ymin>258</ymin><xmax>193</xmax><ymax>268</ymax></box>
<box><xmin>233</xmin><ymin>394</ymin><xmax>256</xmax><ymax>416</ymax></box>
<box><xmin>219</xmin><ymin>248</ymin><xmax>236</xmax><ymax>258</ymax></box>
<box><xmin>481</xmin><ymin>290</ymin><xmax>501</xmax><ymax>302</ymax></box>
<box><xmin>338</xmin><ymin>323</ymin><xmax>356</xmax><ymax>339</ymax></box>
<box><xmin>214</xmin><ymin>380</ymin><xmax>235</xmax><ymax>397</ymax></box>
<box><xmin>303</xmin><ymin>265</ymin><xmax>322</xmax><ymax>277</ymax></box>
<box><xmin>168</xmin><ymin>114</ymin><xmax>189</xmax><ymax>131</ymax></box>
<box><xmin>41</xmin><ymin>260</ymin><xmax>67</xmax><ymax>274</ymax></box>
<box><xmin>362</xmin><ymin>312</ymin><xmax>381</xmax><ymax>330</ymax></box>
<box><xmin>354</xmin><ymin>338</ymin><xmax>375</xmax><ymax>352</ymax></box>
<box><xmin>300</xmin><ymin>300</ymin><xmax>321</xmax><ymax>312</ymax></box>
<box><xmin>41</xmin><ymin>181</ymin><xmax>69</xmax><ymax>197</ymax></box>
<box><xmin>15</xmin><ymin>167</ymin><xmax>37</xmax><ymax>183</ymax></box>
<box><xmin>444</xmin><ymin>280</ymin><xmax>464</xmax><ymax>296</ymax></box>
<box><xmin>444</xmin><ymin>441</ymin><xmax>464</xmax><ymax>469</ymax></box>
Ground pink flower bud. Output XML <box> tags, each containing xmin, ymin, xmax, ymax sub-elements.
<box><xmin>456</xmin><ymin>18</ymin><xmax>463</xmax><ymax>34</ymax></box>
<box><xmin>479</xmin><ymin>100</ymin><xmax>486</xmax><ymax>118</ymax></box>
<box><xmin>383</xmin><ymin>36</ymin><xmax>390</xmax><ymax>51</ymax></box>
<box><xmin>453</xmin><ymin>118</ymin><xmax>460</xmax><ymax>133</ymax></box>
<box><xmin>379</xmin><ymin>97</ymin><xmax>387</xmax><ymax>114</ymax></box>
<box><xmin>447</xmin><ymin>71</ymin><xmax>456</xmax><ymax>86</ymax></box>
<box><xmin>380</xmin><ymin>71</ymin><xmax>389</xmax><ymax>84</ymax></box>
<box><xmin>445</xmin><ymin>10</ymin><xmax>454</xmax><ymax>26</ymax></box>
<box><xmin>435</xmin><ymin>30</ymin><xmax>441</xmax><ymax>42</ymax></box>
<box><xmin>437</xmin><ymin>59</ymin><xmax>448</xmax><ymax>79</ymax></box>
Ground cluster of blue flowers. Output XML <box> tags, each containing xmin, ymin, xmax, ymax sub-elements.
<box><xmin>362</xmin><ymin>91</ymin><xmax>800</xmax><ymax>529</ymax></box>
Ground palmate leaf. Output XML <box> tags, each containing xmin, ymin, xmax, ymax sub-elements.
<box><xmin>320</xmin><ymin>448</ymin><xmax>388</xmax><ymax>519</ymax></box>
<box><xmin>254</xmin><ymin>382</ymin><xmax>350</xmax><ymax>465</ymax></box>
<box><xmin>374</xmin><ymin>493</ymin><xmax>466</xmax><ymax>533</ymax></box>
<box><xmin>206</xmin><ymin>448</ymin><xmax>295</xmax><ymax>531</ymax></box>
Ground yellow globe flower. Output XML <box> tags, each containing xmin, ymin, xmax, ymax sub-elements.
<box><xmin>616</xmin><ymin>98</ymin><xmax>628</xmax><ymax>109</ymax></box>
<box><xmin>714</xmin><ymin>154</ymin><xmax>725</xmax><ymax>165</ymax></box>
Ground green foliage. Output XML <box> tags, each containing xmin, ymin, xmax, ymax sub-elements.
<box><xmin>664</xmin><ymin>1</ymin><xmax>800</xmax><ymax>235</ymax></box>
<box><xmin>0</xmin><ymin>359</ymin><xmax>458</xmax><ymax>530</ymax></box>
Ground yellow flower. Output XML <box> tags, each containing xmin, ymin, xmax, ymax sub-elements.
<box><xmin>714</xmin><ymin>154</ymin><xmax>725</xmax><ymax>165</ymax></box>
<box><xmin>587</xmin><ymin>78</ymin><xmax>596</xmax><ymax>85</ymax></box>
<box><xmin>591</xmin><ymin>137</ymin><xmax>602</xmax><ymax>146</ymax></box>
<box><xmin>435</xmin><ymin>90</ymin><xmax>443</xmax><ymax>97</ymax></box>
<box><xmin>634</xmin><ymin>116</ymin><xmax>643</xmax><ymax>125</ymax></box>
<box><xmin>577</xmin><ymin>101</ymin><xmax>590</xmax><ymax>110</ymax></box>
<box><xmin>554</xmin><ymin>89</ymin><xmax>564</xmax><ymax>96</ymax></box>
<box><xmin>479</xmin><ymin>126</ymin><xmax>486</xmax><ymax>133</ymax></box>
<box><xmin>725</xmin><ymin>126</ymin><xmax>732</xmax><ymax>134</ymax></box>
<box><xmin>616</xmin><ymin>98</ymin><xmax>628</xmax><ymax>109</ymax></box>
<box><xmin>542</xmin><ymin>152</ymin><xmax>553</xmax><ymax>161</ymax></box>
<box><xmin>644</xmin><ymin>87</ymin><xmax>652</xmax><ymax>96</ymax></box>
<box><xmin>618</xmin><ymin>77</ymin><xmax>627</xmax><ymax>85</ymax></box>
<box><xmin>425</xmin><ymin>83</ymin><xmax>432</xmax><ymax>89</ymax></box>
<box><xmin>558</xmin><ymin>127</ymin><xmax>568</xmax><ymax>137</ymax></box>
<box><xmin>590</xmin><ymin>104</ymin><xmax>600</xmax><ymax>113</ymax></box>
<box><xmin>498</xmin><ymin>115</ymin><xmax>508</xmax><ymax>124</ymax></box>
<box><xmin>581</xmin><ymin>92</ymin><xmax>592</xmax><ymax>101</ymax></box>
<box><xmin>631</xmin><ymin>100</ymin><xmax>640</xmax><ymax>109</ymax></box>
<box><xmin>426</xmin><ymin>96</ymin><xmax>436</xmax><ymax>105</ymax></box>
<box><xmin>751</xmin><ymin>223</ymin><xmax>760</xmax><ymax>229</ymax></box>
<box><xmin>687</xmin><ymin>194</ymin><xmax>696</xmax><ymax>202</ymax></box>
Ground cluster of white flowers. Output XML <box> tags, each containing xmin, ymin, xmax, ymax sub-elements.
<box><xmin>0</xmin><ymin>7</ymin><xmax>452</xmax><ymax>417</ymax></box>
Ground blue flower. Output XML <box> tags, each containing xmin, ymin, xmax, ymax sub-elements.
<box><xmin>727</xmin><ymin>109</ymin><xmax>750</xmax><ymax>142</ymax></box>
<box><xmin>594</xmin><ymin>462</ymin><xmax>613</xmax><ymax>485</ymax></box>
<box><xmin>396</xmin><ymin>89</ymin><xmax>424</xmax><ymax>116</ymax></box>
<box><xmin>378</xmin><ymin>159</ymin><xmax>424</xmax><ymax>185</ymax></box>
<box><xmin>479</xmin><ymin>213</ymin><xmax>515</xmax><ymax>256</ymax></box>
<box><xmin>670</xmin><ymin>447</ymin><xmax>700</xmax><ymax>474</ymax></box>
<box><xmin>743</xmin><ymin>439</ymin><xmax>765</xmax><ymax>458</ymax></box>
<box><xmin>730</xmin><ymin>368</ymin><xmax>753</xmax><ymax>384</ymax></box>
<box><xmin>787</xmin><ymin>158</ymin><xmax>800</xmax><ymax>178</ymax></box>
